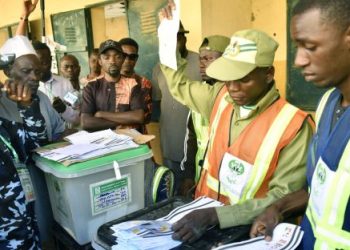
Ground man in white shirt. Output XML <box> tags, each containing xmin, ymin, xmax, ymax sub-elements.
<box><xmin>32</xmin><ymin>41</ymin><xmax>80</xmax><ymax>128</ymax></box>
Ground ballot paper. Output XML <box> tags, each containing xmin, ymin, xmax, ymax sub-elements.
<box><xmin>111</xmin><ymin>196</ymin><xmax>224</xmax><ymax>250</ymax></box>
<box><xmin>64</xmin><ymin>129</ymin><xmax>122</xmax><ymax>145</ymax></box>
<box><xmin>158</xmin><ymin>0</ymin><xmax>180</xmax><ymax>70</ymax></box>
<box><xmin>36</xmin><ymin>129</ymin><xmax>139</xmax><ymax>165</ymax></box>
<box><xmin>213</xmin><ymin>223</ymin><xmax>304</xmax><ymax>250</ymax></box>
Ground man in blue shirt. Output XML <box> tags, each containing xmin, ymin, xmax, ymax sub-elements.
<box><xmin>250</xmin><ymin>0</ymin><xmax>350</xmax><ymax>249</ymax></box>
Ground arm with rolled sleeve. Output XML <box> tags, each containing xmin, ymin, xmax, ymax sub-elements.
<box><xmin>160</xmin><ymin>58</ymin><xmax>223</xmax><ymax>121</ymax></box>
<box><xmin>216</xmin><ymin>119</ymin><xmax>314</xmax><ymax>228</ymax></box>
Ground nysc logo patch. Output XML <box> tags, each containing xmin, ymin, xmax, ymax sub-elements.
<box><xmin>316</xmin><ymin>165</ymin><xmax>326</xmax><ymax>185</ymax></box>
<box><xmin>228</xmin><ymin>159</ymin><xmax>245</xmax><ymax>176</ymax></box>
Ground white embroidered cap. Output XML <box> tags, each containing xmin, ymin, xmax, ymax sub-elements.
<box><xmin>0</xmin><ymin>35</ymin><xmax>37</xmax><ymax>59</ymax></box>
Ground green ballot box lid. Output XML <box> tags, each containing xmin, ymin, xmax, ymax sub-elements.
<box><xmin>34</xmin><ymin>144</ymin><xmax>152</xmax><ymax>178</ymax></box>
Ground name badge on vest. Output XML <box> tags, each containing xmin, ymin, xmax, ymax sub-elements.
<box><xmin>219</xmin><ymin>152</ymin><xmax>253</xmax><ymax>199</ymax></box>
<box><xmin>15</xmin><ymin>162</ymin><xmax>35</xmax><ymax>203</ymax></box>
<box><xmin>309</xmin><ymin>158</ymin><xmax>334</xmax><ymax>218</ymax></box>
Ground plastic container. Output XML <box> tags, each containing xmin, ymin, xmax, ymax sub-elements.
<box><xmin>34</xmin><ymin>145</ymin><xmax>152</xmax><ymax>245</ymax></box>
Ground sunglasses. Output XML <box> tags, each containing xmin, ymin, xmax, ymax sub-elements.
<box><xmin>124</xmin><ymin>53</ymin><xmax>139</xmax><ymax>61</ymax></box>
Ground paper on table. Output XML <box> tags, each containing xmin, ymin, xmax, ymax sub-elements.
<box><xmin>64</xmin><ymin>129</ymin><xmax>118</xmax><ymax>145</ymax></box>
<box><xmin>38</xmin><ymin>143</ymin><xmax>102</xmax><ymax>162</ymax></box>
<box><xmin>116</xmin><ymin>128</ymin><xmax>155</xmax><ymax>144</ymax></box>
<box><xmin>157</xmin><ymin>196</ymin><xmax>224</xmax><ymax>224</ymax></box>
<box><xmin>158</xmin><ymin>0</ymin><xmax>180</xmax><ymax>70</ymax></box>
<box><xmin>213</xmin><ymin>223</ymin><xmax>304</xmax><ymax>250</ymax></box>
<box><xmin>37</xmin><ymin>129</ymin><xmax>139</xmax><ymax>165</ymax></box>
<box><xmin>110</xmin><ymin>197</ymin><xmax>224</xmax><ymax>250</ymax></box>
<box><xmin>37</xmin><ymin>140</ymin><xmax>139</xmax><ymax>164</ymax></box>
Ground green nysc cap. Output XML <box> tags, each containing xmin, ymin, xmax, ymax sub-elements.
<box><xmin>206</xmin><ymin>29</ymin><xmax>279</xmax><ymax>81</ymax></box>
<box><xmin>199</xmin><ymin>35</ymin><xmax>230</xmax><ymax>53</ymax></box>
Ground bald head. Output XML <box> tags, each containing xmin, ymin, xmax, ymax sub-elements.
<box><xmin>60</xmin><ymin>54</ymin><xmax>80</xmax><ymax>81</ymax></box>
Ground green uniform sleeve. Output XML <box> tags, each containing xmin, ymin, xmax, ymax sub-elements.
<box><xmin>216</xmin><ymin>118</ymin><xmax>314</xmax><ymax>228</ymax></box>
<box><xmin>160</xmin><ymin>58</ymin><xmax>224</xmax><ymax>120</ymax></box>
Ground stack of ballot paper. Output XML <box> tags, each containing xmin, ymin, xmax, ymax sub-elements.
<box><xmin>36</xmin><ymin>129</ymin><xmax>139</xmax><ymax>164</ymax></box>
<box><xmin>111</xmin><ymin>196</ymin><xmax>224</xmax><ymax>250</ymax></box>
<box><xmin>213</xmin><ymin>223</ymin><xmax>304</xmax><ymax>250</ymax></box>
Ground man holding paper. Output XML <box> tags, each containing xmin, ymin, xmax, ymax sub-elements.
<box><xmin>158</xmin><ymin>0</ymin><xmax>314</xmax><ymax>243</ymax></box>
<box><xmin>250</xmin><ymin>0</ymin><xmax>350</xmax><ymax>249</ymax></box>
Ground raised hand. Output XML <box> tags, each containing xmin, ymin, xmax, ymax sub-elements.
<box><xmin>158</xmin><ymin>0</ymin><xmax>176</xmax><ymax>22</ymax></box>
<box><xmin>21</xmin><ymin>0</ymin><xmax>39</xmax><ymax>19</ymax></box>
<box><xmin>3</xmin><ymin>79</ymin><xmax>32</xmax><ymax>105</ymax></box>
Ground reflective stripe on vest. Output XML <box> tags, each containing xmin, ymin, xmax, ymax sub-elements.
<box><xmin>240</xmin><ymin>103</ymin><xmax>299</xmax><ymax>200</ymax></box>
<box><xmin>191</xmin><ymin>110</ymin><xmax>209</xmax><ymax>182</ymax></box>
<box><xmin>152</xmin><ymin>166</ymin><xmax>174</xmax><ymax>203</ymax></box>
<box><xmin>206</xmin><ymin>103</ymin><xmax>299</xmax><ymax>204</ymax></box>
<box><xmin>196</xmin><ymin>88</ymin><xmax>232</xmax><ymax>203</ymax></box>
<box><xmin>306</xmin><ymin>90</ymin><xmax>350</xmax><ymax>249</ymax></box>
<box><xmin>315</xmin><ymin>88</ymin><xmax>335</xmax><ymax>131</ymax></box>
<box><xmin>196</xmin><ymin>87</ymin><xmax>309</xmax><ymax>204</ymax></box>
<box><xmin>206</xmin><ymin>91</ymin><xmax>231</xmax><ymax>168</ymax></box>
<box><xmin>306</xmin><ymin>143</ymin><xmax>350</xmax><ymax>249</ymax></box>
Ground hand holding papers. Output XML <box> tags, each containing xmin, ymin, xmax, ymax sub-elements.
<box><xmin>111</xmin><ymin>197</ymin><xmax>224</xmax><ymax>250</ymax></box>
<box><xmin>213</xmin><ymin>223</ymin><xmax>303</xmax><ymax>250</ymax></box>
<box><xmin>158</xmin><ymin>0</ymin><xmax>180</xmax><ymax>70</ymax></box>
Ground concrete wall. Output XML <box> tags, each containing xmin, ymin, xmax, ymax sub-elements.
<box><xmin>199</xmin><ymin>0</ymin><xmax>287</xmax><ymax>98</ymax></box>
<box><xmin>0</xmin><ymin>0</ymin><xmax>288</xmax><ymax>98</ymax></box>
<box><xmin>180</xmin><ymin>0</ymin><xmax>202</xmax><ymax>52</ymax></box>
<box><xmin>252</xmin><ymin>0</ymin><xmax>287</xmax><ymax>98</ymax></box>
<box><xmin>201</xmin><ymin>0</ymin><xmax>252</xmax><ymax>37</ymax></box>
<box><xmin>0</xmin><ymin>0</ymin><xmax>102</xmax><ymax>28</ymax></box>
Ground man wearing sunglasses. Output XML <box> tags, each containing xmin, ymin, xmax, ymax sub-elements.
<box><xmin>119</xmin><ymin>38</ymin><xmax>152</xmax><ymax>128</ymax></box>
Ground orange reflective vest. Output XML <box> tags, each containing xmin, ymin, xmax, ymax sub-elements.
<box><xmin>195</xmin><ymin>87</ymin><xmax>311</xmax><ymax>205</ymax></box>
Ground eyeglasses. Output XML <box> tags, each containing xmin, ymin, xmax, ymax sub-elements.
<box><xmin>124</xmin><ymin>53</ymin><xmax>139</xmax><ymax>61</ymax></box>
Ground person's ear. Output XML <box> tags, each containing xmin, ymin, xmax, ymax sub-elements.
<box><xmin>266</xmin><ymin>66</ymin><xmax>275</xmax><ymax>84</ymax></box>
<box><xmin>344</xmin><ymin>26</ymin><xmax>350</xmax><ymax>49</ymax></box>
<box><xmin>4</xmin><ymin>66</ymin><xmax>11</xmax><ymax>78</ymax></box>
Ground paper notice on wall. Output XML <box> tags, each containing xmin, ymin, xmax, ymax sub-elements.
<box><xmin>157</xmin><ymin>0</ymin><xmax>180</xmax><ymax>70</ymax></box>
<box><xmin>104</xmin><ymin>3</ymin><xmax>126</xmax><ymax>19</ymax></box>
<box><xmin>90</xmin><ymin>175</ymin><xmax>131</xmax><ymax>216</ymax></box>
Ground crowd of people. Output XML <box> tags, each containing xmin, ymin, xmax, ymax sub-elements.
<box><xmin>0</xmin><ymin>0</ymin><xmax>350</xmax><ymax>249</ymax></box>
